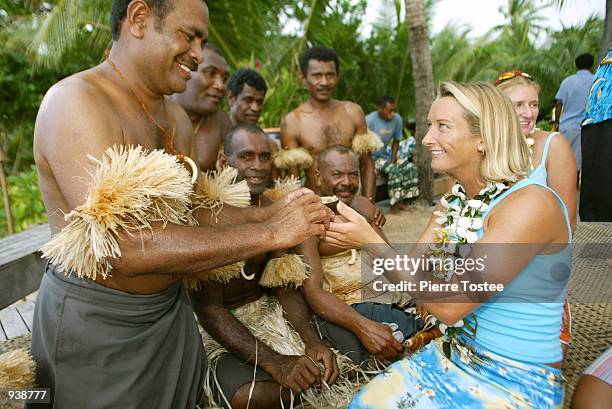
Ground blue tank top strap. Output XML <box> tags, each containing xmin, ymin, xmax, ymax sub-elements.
<box><xmin>482</xmin><ymin>177</ymin><xmax>572</xmax><ymax>243</ymax></box>
<box><xmin>540</xmin><ymin>132</ymin><xmax>559</xmax><ymax>167</ymax></box>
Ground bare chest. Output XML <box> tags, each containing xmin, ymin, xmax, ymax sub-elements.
<box><xmin>298</xmin><ymin>114</ymin><xmax>356</xmax><ymax>155</ymax></box>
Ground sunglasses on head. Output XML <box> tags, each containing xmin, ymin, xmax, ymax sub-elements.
<box><xmin>495</xmin><ymin>70</ymin><xmax>533</xmax><ymax>85</ymax></box>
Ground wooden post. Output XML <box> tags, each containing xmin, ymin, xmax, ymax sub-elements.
<box><xmin>0</xmin><ymin>147</ymin><xmax>15</xmax><ymax>235</ymax></box>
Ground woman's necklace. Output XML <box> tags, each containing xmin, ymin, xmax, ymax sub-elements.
<box><xmin>434</xmin><ymin>181</ymin><xmax>509</xmax><ymax>248</ymax></box>
<box><xmin>417</xmin><ymin>181</ymin><xmax>511</xmax><ymax>348</ymax></box>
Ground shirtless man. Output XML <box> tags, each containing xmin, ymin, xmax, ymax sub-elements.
<box><xmin>175</xmin><ymin>44</ymin><xmax>232</xmax><ymax>171</ymax></box>
<box><xmin>280</xmin><ymin>46</ymin><xmax>377</xmax><ymax>202</ymax></box>
<box><xmin>194</xmin><ymin>123</ymin><xmax>339</xmax><ymax>409</ymax></box>
<box><xmin>303</xmin><ymin>145</ymin><xmax>421</xmax><ymax>365</ymax></box>
<box><xmin>30</xmin><ymin>1</ymin><xmax>329</xmax><ymax>407</ymax></box>
<box><xmin>228</xmin><ymin>68</ymin><xmax>267</xmax><ymax>125</ymax></box>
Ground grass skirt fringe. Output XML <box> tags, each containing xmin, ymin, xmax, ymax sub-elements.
<box><xmin>0</xmin><ymin>349</ymin><xmax>35</xmax><ymax>390</ymax></box>
<box><xmin>259</xmin><ymin>254</ymin><xmax>309</xmax><ymax>288</ymax></box>
<box><xmin>273</xmin><ymin>148</ymin><xmax>313</xmax><ymax>170</ymax></box>
<box><xmin>201</xmin><ymin>295</ymin><xmax>368</xmax><ymax>408</ymax></box>
<box><xmin>264</xmin><ymin>176</ymin><xmax>302</xmax><ymax>202</ymax></box>
<box><xmin>183</xmin><ymin>261</ymin><xmax>245</xmax><ymax>290</ymax></box>
<box><xmin>352</xmin><ymin>130</ymin><xmax>384</xmax><ymax>156</ymax></box>
<box><xmin>193</xmin><ymin>167</ymin><xmax>251</xmax><ymax>220</ymax></box>
<box><xmin>40</xmin><ymin>145</ymin><xmax>196</xmax><ymax>280</ymax></box>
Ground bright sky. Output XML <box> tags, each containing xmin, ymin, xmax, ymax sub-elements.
<box><xmin>363</xmin><ymin>0</ymin><xmax>605</xmax><ymax>38</ymax></box>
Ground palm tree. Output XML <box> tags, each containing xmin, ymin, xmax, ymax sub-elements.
<box><xmin>553</xmin><ymin>0</ymin><xmax>612</xmax><ymax>63</ymax></box>
<box><xmin>405</xmin><ymin>0</ymin><xmax>434</xmax><ymax>204</ymax></box>
<box><xmin>27</xmin><ymin>0</ymin><xmax>289</xmax><ymax>69</ymax></box>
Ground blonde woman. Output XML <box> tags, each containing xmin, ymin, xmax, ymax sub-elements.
<box><xmin>326</xmin><ymin>82</ymin><xmax>571</xmax><ymax>408</ymax></box>
<box><xmin>495</xmin><ymin>70</ymin><xmax>577</xmax><ymax>230</ymax></box>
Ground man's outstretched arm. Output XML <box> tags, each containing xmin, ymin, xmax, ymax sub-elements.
<box><xmin>36</xmin><ymin>83</ymin><xmax>328</xmax><ymax>278</ymax></box>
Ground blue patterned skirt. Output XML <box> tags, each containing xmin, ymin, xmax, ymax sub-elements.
<box><xmin>348</xmin><ymin>337</ymin><xmax>564</xmax><ymax>408</ymax></box>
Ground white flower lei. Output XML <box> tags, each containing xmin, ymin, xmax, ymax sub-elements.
<box><xmin>434</xmin><ymin>181</ymin><xmax>509</xmax><ymax>246</ymax></box>
<box><xmin>423</xmin><ymin>181</ymin><xmax>510</xmax><ymax>342</ymax></box>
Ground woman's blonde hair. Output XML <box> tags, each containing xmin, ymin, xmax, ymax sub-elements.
<box><xmin>437</xmin><ymin>81</ymin><xmax>531</xmax><ymax>183</ymax></box>
<box><xmin>496</xmin><ymin>75</ymin><xmax>541</xmax><ymax>95</ymax></box>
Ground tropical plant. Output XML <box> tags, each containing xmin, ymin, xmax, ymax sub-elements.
<box><xmin>0</xmin><ymin>165</ymin><xmax>47</xmax><ymax>236</ymax></box>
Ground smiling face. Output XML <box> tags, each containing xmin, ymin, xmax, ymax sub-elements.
<box><xmin>177</xmin><ymin>47</ymin><xmax>229</xmax><ymax>115</ymax></box>
<box><xmin>423</xmin><ymin>97</ymin><xmax>482</xmax><ymax>176</ymax></box>
<box><xmin>139</xmin><ymin>0</ymin><xmax>209</xmax><ymax>95</ymax></box>
<box><xmin>224</xmin><ymin>129</ymin><xmax>272</xmax><ymax>196</ymax></box>
<box><xmin>503</xmin><ymin>84</ymin><xmax>539</xmax><ymax>136</ymax></box>
<box><xmin>302</xmin><ymin>60</ymin><xmax>338</xmax><ymax>102</ymax></box>
<box><xmin>229</xmin><ymin>84</ymin><xmax>266</xmax><ymax>124</ymax></box>
<box><xmin>318</xmin><ymin>150</ymin><xmax>359</xmax><ymax>204</ymax></box>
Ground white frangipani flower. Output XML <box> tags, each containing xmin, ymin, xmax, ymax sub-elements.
<box><xmin>471</xmin><ymin>217</ymin><xmax>483</xmax><ymax>230</ymax></box>
<box><xmin>434</xmin><ymin>210</ymin><xmax>447</xmax><ymax>225</ymax></box>
<box><xmin>440</xmin><ymin>195</ymin><xmax>451</xmax><ymax>209</ymax></box>
<box><xmin>465</xmin><ymin>230</ymin><xmax>478</xmax><ymax>244</ymax></box>
<box><xmin>457</xmin><ymin>217</ymin><xmax>472</xmax><ymax>229</ymax></box>
<box><xmin>451</xmin><ymin>184</ymin><xmax>466</xmax><ymax>199</ymax></box>
<box><xmin>468</xmin><ymin>199</ymin><xmax>483</xmax><ymax>209</ymax></box>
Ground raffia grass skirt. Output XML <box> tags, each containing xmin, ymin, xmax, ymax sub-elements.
<box><xmin>200</xmin><ymin>294</ymin><xmax>369</xmax><ymax>408</ymax></box>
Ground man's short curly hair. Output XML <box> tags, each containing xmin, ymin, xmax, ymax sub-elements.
<box><xmin>227</xmin><ymin>69</ymin><xmax>268</xmax><ymax>97</ymax></box>
<box><xmin>299</xmin><ymin>47</ymin><xmax>339</xmax><ymax>75</ymax></box>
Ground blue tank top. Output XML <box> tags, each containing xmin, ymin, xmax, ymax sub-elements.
<box><xmin>529</xmin><ymin>132</ymin><xmax>558</xmax><ymax>186</ymax></box>
<box><xmin>462</xmin><ymin>177</ymin><xmax>572</xmax><ymax>364</ymax></box>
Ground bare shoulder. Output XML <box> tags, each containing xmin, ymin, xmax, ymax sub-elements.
<box><xmin>548</xmin><ymin>131</ymin><xmax>574</xmax><ymax>155</ymax></box>
<box><xmin>489</xmin><ymin>184</ymin><xmax>563</xmax><ymax>228</ymax></box>
<box><xmin>35</xmin><ymin>70</ymin><xmax>118</xmax><ymax>152</ymax></box>
<box><xmin>341</xmin><ymin>100</ymin><xmax>365</xmax><ymax>117</ymax></box>
<box><xmin>339</xmin><ymin>100</ymin><xmax>366</xmax><ymax>128</ymax></box>
<box><xmin>281</xmin><ymin>106</ymin><xmax>302</xmax><ymax>125</ymax></box>
<box><xmin>39</xmin><ymin>71</ymin><xmax>110</xmax><ymax>118</ymax></box>
<box><xmin>280</xmin><ymin>107</ymin><xmax>303</xmax><ymax>138</ymax></box>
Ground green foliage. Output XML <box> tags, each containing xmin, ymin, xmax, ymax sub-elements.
<box><xmin>0</xmin><ymin>0</ymin><xmax>604</xmax><ymax>235</ymax></box>
<box><xmin>0</xmin><ymin>165</ymin><xmax>47</xmax><ymax>236</ymax></box>
<box><xmin>258</xmin><ymin>67</ymin><xmax>306</xmax><ymax>128</ymax></box>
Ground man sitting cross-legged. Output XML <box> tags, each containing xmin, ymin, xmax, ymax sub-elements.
<box><xmin>192</xmin><ymin>124</ymin><xmax>361</xmax><ymax>409</ymax></box>
<box><xmin>304</xmin><ymin>145</ymin><xmax>422</xmax><ymax>366</ymax></box>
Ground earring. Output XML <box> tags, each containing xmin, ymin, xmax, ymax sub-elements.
<box><xmin>478</xmin><ymin>146</ymin><xmax>485</xmax><ymax>155</ymax></box>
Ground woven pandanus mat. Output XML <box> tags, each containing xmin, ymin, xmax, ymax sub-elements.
<box><xmin>563</xmin><ymin>302</ymin><xmax>612</xmax><ymax>407</ymax></box>
<box><xmin>563</xmin><ymin>222</ymin><xmax>611</xmax><ymax>407</ymax></box>
<box><xmin>0</xmin><ymin>334</ymin><xmax>30</xmax><ymax>355</ymax></box>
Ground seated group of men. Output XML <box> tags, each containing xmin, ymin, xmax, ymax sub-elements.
<box><xmin>167</xmin><ymin>42</ymin><xmax>425</xmax><ymax>408</ymax></box>
<box><xmin>190</xmin><ymin>123</ymin><xmax>423</xmax><ymax>408</ymax></box>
